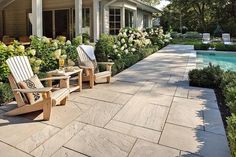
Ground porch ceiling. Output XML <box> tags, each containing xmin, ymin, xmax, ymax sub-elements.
<box><xmin>0</xmin><ymin>0</ymin><xmax>16</xmax><ymax>10</ymax></box>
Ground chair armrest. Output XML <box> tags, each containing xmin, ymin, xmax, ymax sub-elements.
<box><xmin>79</xmin><ymin>66</ymin><xmax>94</xmax><ymax>70</ymax></box>
<box><xmin>13</xmin><ymin>87</ymin><xmax>52</xmax><ymax>93</ymax></box>
<box><xmin>40</xmin><ymin>76</ymin><xmax>70</xmax><ymax>81</ymax></box>
<box><xmin>97</xmin><ymin>62</ymin><xmax>114</xmax><ymax>66</ymax></box>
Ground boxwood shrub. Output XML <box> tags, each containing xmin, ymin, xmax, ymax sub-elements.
<box><xmin>194</xmin><ymin>43</ymin><xmax>210</xmax><ymax>50</ymax></box>
<box><xmin>188</xmin><ymin>64</ymin><xmax>223</xmax><ymax>88</ymax></box>
<box><xmin>215</xmin><ymin>43</ymin><xmax>236</xmax><ymax>51</ymax></box>
<box><xmin>0</xmin><ymin>83</ymin><xmax>14</xmax><ymax>105</ymax></box>
<box><xmin>227</xmin><ymin>114</ymin><xmax>236</xmax><ymax>157</ymax></box>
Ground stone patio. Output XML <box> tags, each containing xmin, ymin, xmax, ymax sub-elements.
<box><xmin>0</xmin><ymin>45</ymin><xmax>230</xmax><ymax>157</ymax></box>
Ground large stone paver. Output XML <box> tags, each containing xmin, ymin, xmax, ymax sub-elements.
<box><xmin>65</xmin><ymin>125</ymin><xmax>136</xmax><ymax>157</ymax></box>
<box><xmin>203</xmin><ymin>108</ymin><xmax>225</xmax><ymax>135</ymax></box>
<box><xmin>129</xmin><ymin>140</ymin><xmax>179</xmax><ymax>157</ymax></box>
<box><xmin>77</xmin><ymin>101</ymin><xmax>121</xmax><ymax>127</ymax></box>
<box><xmin>24</xmin><ymin>101</ymin><xmax>89</xmax><ymax>128</ymax></box>
<box><xmin>52</xmin><ymin>147</ymin><xmax>87</xmax><ymax>157</ymax></box>
<box><xmin>114</xmin><ymin>98</ymin><xmax>169</xmax><ymax>131</ymax></box>
<box><xmin>79</xmin><ymin>88</ymin><xmax>121</xmax><ymax>102</ymax></box>
<box><xmin>105</xmin><ymin>120</ymin><xmax>161</xmax><ymax>143</ymax></box>
<box><xmin>160</xmin><ymin>123</ymin><xmax>230</xmax><ymax>157</ymax></box>
<box><xmin>31</xmin><ymin>121</ymin><xmax>85</xmax><ymax>157</ymax></box>
<box><xmin>0</xmin><ymin>115</ymin><xmax>58</xmax><ymax>147</ymax></box>
<box><xmin>167</xmin><ymin>97</ymin><xmax>204</xmax><ymax>130</ymax></box>
<box><xmin>94</xmin><ymin>80</ymin><xmax>143</xmax><ymax>95</ymax></box>
<box><xmin>16</xmin><ymin>125</ymin><xmax>60</xmax><ymax>153</ymax></box>
<box><xmin>151</xmin><ymin>83</ymin><xmax>177</xmax><ymax>96</ymax></box>
<box><xmin>0</xmin><ymin>142</ymin><xmax>31</xmax><ymax>157</ymax></box>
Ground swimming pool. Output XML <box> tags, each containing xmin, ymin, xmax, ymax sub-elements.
<box><xmin>197</xmin><ymin>51</ymin><xmax>236</xmax><ymax>71</ymax></box>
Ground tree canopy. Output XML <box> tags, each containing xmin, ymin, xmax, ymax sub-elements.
<box><xmin>161</xmin><ymin>0</ymin><xmax>236</xmax><ymax>36</ymax></box>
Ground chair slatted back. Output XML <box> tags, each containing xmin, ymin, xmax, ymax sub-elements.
<box><xmin>76</xmin><ymin>46</ymin><xmax>99</xmax><ymax>73</ymax></box>
<box><xmin>222</xmin><ymin>33</ymin><xmax>230</xmax><ymax>42</ymax></box>
<box><xmin>77</xmin><ymin>46</ymin><xmax>95</xmax><ymax>67</ymax></box>
<box><xmin>6</xmin><ymin>56</ymin><xmax>34</xmax><ymax>83</ymax></box>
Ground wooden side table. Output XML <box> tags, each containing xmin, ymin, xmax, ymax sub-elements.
<box><xmin>47</xmin><ymin>68</ymin><xmax>83</xmax><ymax>93</ymax></box>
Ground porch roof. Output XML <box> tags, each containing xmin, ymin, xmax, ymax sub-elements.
<box><xmin>134</xmin><ymin>0</ymin><xmax>161</xmax><ymax>13</ymax></box>
<box><xmin>0</xmin><ymin>0</ymin><xmax>15</xmax><ymax>10</ymax></box>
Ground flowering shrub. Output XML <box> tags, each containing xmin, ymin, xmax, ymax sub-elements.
<box><xmin>146</xmin><ymin>27</ymin><xmax>172</xmax><ymax>46</ymax></box>
<box><xmin>28</xmin><ymin>36</ymin><xmax>76</xmax><ymax>72</ymax></box>
<box><xmin>0</xmin><ymin>41</ymin><xmax>42</xmax><ymax>82</ymax></box>
<box><xmin>113</xmin><ymin>28</ymin><xmax>151</xmax><ymax>57</ymax></box>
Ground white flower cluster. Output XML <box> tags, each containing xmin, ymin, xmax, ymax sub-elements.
<box><xmin>145</xmin><ymin>27</ymin><xmax>172</xmax><ymax>45</ymax></box>
<box><xmin>113</xmin><ymin>28</ymin><xmax>151</xmax><ymax>55</ymax></box>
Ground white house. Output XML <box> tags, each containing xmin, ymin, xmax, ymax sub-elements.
<box><xmin>0</xmin><ymin>0</ymin><xmax>159</xmax><ymax>41</ymax></box>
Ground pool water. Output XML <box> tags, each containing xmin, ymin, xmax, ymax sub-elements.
<box><xmin>197</xmin><ymin>51</ymin><xmax>236</xmax><ymax>71</ymax></box>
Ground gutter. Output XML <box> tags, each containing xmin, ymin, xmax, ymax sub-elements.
<box><xmin>129</xmin><ymin>0</ymin><xmax>161</xmax><ymax>13</ymax></box>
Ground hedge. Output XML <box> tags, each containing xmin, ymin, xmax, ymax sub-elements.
<box><xmin>194</xmin><ymin>42</ymin><xmax>236</xmax><ymax>51</ymax></box>
<box><xmin>194</xmin><ymin>43</ymin><xmax>210</xmax><ymax>50</ymax></box>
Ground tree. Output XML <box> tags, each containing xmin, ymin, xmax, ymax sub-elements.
<box><xmin>161</xmin><ymin>0</ymin><xmax>236</xmax><ymax>36</ymax></box>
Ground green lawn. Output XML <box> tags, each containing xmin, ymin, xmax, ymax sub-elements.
<box><xmin>171</xmin><ymin>38</ymin><xmax>202</xmax><ymax>45</ymax></box>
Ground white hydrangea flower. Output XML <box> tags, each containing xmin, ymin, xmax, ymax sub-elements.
<box><xmin>128</xmin><ymin>37</ymin><xmax>133</xmax><ymax>42</ymax></box>
<box><xmin>61</xmin><ymin>54</ymin><xmax>67</xmax><ymax>60</ymax></box>
<box><xmin>66</xmin><ymin>40</ymin><xmax>72</xmax><ymax>45</ymax></box>
<box><xmin>121</xmin><ymin>38</ymin><xmax>126</xmax><ymax>44</ymax></box>
<box><xmin>113</xmin><ymin>45</ymin><xmax>117</xmax><ymax>49</ymax></box>
<box><xmin>54</xmin><ymin>49</ymin><xmax>61</xmax><ymax>59</ymax></box>
<box><xmin>52</xmin><ymin>42</ymin><xmax>58</xmax><ymax>49</ymax></box>
<box><xmin>124</xmin><ymin>49</ymin><xmax>129</xmax><ymax>54</ymax></box>
<box><xmin>29</xmin><ymin>49</ymin><xmax>36</xmax><ymax>56</ymax></box>
<box><xmin>42</xmin><ymin>36</ymin><xmax>50</xmax><ymax>44</ymax></box>
<box><xmin>131</xmin><ymin>48</ymin><xmax>136</xmax><ymax>52</ymax></box>
<box><xmin>17</xmin><ymin>45</ymin><xmax>25</xmax><ymax>53</ymax></box>
<box><xmin>35</xmin><ymin>59</ymin><xmax>42</xmax><ymax>65</ymax></box>
<box><xmin>121</xmin><ymin>46</ymin><xmax>125</xmax><ymax>51</ymax></box>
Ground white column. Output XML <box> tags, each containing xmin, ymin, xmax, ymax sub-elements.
<box><xmin>32</xmin><ymin>0</ymin><xmax>43</xmax><ymax>36</ymax></box>
<box><xmin>103</xmin><ymin>7</ymin><xmax>109</xmax><ymax>34</ymax></box>
<box><xmin>75</xmin><ymin>0</ymin><xmax>82</xmax><ymax>36</ymax></box>
<box><xmin>134</xmin><ymin>10</ymin><xmax>138</xmax><ymax>28</ymax></box>
<box><xmin>121</xmin><ymin>7</ymin><xmax>125</xmax><ymax>28</ymax></box>
<box><xmin>93</xmin><ymin>0</ymin><xmax>100</xmax><ymax>42</ymax></box>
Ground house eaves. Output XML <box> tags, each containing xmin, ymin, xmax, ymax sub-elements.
<box><xmin>130</xmin><ymin>0</ymin><xmax>161</xmax><ymax>13</ymax></box>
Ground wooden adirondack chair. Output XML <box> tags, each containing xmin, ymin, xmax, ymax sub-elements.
<box><xmin>76</xmin><ymin>45</ymin><xmax>114</xmax><ymax>88</ymax></box>
<box><xmin>6</xmin><ymin>56</ymin><xmax>70</xmax><ymax>120</ymax></box>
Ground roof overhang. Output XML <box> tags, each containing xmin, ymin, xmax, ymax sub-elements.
<box><xmin>0</xmin><ymin>0</ymin><xmax>15</xmax><ymax>10</ymax></box>
<box><xmin>131</xmin><ymin>0</ymin><xmax>161</xmax><ymax>13</ymax></box>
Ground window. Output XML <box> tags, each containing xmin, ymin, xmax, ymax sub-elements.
<box><xmin>125</xmin><ymin>10</ymin><xmax>133</xmax><ymax>27</ymax></box>
<box><xmin>109</xmin><ymin>8</ymin><xmax>121</xmax><ymax>35</ymax></box>
<box><xmin>143</xmin><ymin>15</ymin><xmax>149</xmax><ymax>28</ymax></box>
<box><xmin>82</xmin><ymin>8</ymin><xmax>90</xmax><ymax>27</ymax></box>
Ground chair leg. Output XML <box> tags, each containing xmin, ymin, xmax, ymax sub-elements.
<box><xmin>89</xmin><ymin>69</ymin><xmax>95</xmax><ymax>88</ymax></box>
<box><xmin>60</xmin><ymin>97</ymin><xmax>67</xmax><ymax>106</ymax></box>
<box><xmin>107</xmin><ymin>76</ymin><xmax>111</xmax><ymax>83</ymax></box>
<box><xmin>43</xmin><ymin>99</ymin><xmax>52</xmax><ymax>121</ymax></box>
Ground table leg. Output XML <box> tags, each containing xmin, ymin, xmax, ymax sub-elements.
<box><xmin>78</xmin><ymin>70</ymin><xmax>83</xmax><ymax>92</ymax></box>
